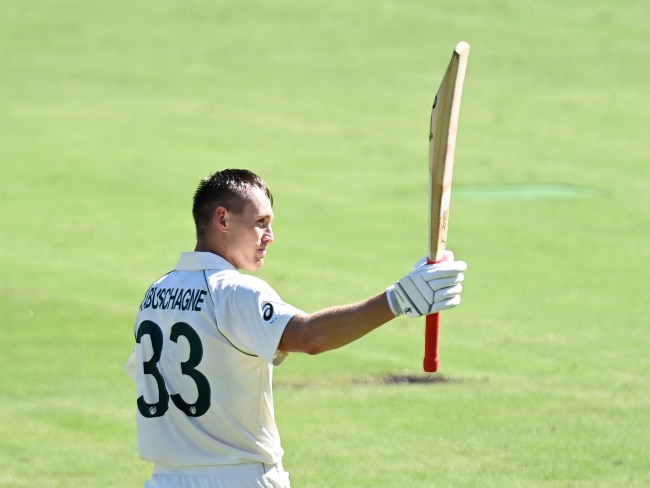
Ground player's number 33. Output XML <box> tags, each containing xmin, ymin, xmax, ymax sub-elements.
<box><xmin>136</xmin><ymin>320</ymin><xmax>211</xmax><ymax>418</ymax></box>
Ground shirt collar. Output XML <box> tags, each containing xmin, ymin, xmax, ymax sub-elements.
<box><xmin>174</xmin><ymin>252</ymin><xmax>237</xmax><ymax>272</ymax></box>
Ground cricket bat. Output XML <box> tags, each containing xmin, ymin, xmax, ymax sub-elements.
<box><xmin>423</xmin><ymin>41</ymin><xmax>470</xmax><ymax>373</ymax></box>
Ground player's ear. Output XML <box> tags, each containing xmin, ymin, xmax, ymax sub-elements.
<box><xmin>214</xmin><ymin>206</ymin><xmax>229</xmax><ymax>231</ymax></box>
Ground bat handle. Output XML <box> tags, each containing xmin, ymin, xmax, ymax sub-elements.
<box><xmin>423</xmin><ymin>257</ymin><xmax>441</xmax><ymax>372</ymax></box>
<box><xmin>423</xmin><ymin>312</ymin><xmax>440</xmax><ymax>372</ymax></box>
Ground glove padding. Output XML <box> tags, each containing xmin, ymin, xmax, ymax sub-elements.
<box><xmin>386</xmin><ymin>254</ymin><xmax>467</xmax><ymax>318</ymax></box>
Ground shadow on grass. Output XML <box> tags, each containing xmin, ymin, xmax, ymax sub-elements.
<box><xmin>355</xmin><ymin>374</ymin><xmax>462</xmax><ymax>385</ymax></box>
<box><xmin>276</xmin><ymin>374</ymin><xmax>474</xmax><ymax>389</ymax></box>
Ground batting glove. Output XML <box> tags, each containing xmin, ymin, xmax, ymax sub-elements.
<box><xmin>386</xmin><ymin>252</ymin><xmax>467</xmax><ymax>318</ymax></box>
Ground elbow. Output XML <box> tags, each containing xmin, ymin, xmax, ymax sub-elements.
<box><xmin>281</xmin><ymin>315</ymin><xmax>331</xmax><ymax>356</ymax></box>
<box><xmin>280</xmin><ymin>339</ymin><xmax>327</xmax><ymax>356</ymax></box>
<box><xmin>301</xmin><ymin>337</ymin><xmax>329</xmax><ymax>356</ymax></box>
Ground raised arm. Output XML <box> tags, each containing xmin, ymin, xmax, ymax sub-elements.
<box><xmin>278</xmin><ymin>255</ymin><xmax>467</xmax><ymax>355</ymax></box>
<box><xmin>278</xmin><ymin>293</ymin><xmax>394</xmax><ymax>355</ymax></box>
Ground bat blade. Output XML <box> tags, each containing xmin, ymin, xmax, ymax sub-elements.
<box><xmin>423</xmin><ymin>41</ymin><xmax>470</xmax><ymax>373</ymax></box>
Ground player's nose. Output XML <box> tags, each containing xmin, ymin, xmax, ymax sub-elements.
<box><xmin>263</xmin><ymin>225</ymin><xmax>274</xmax><ymax>244</ymax></box>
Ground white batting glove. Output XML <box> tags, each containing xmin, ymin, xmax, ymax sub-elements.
<box><xmin>386</xmin><ymin>252</ymin><xmax>467</xmax><ymax>317</ymax></box>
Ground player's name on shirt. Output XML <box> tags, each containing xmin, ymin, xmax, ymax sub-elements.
<box><xmin>139</xmin><ymin>287</ymin><xmax>208</xmax><ymax>312</ymax></box>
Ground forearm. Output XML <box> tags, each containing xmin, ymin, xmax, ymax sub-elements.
<box><xmin>277</xmin><ymin>256</ymin><xmax>467</xmax><ymax>356</ymax></box>
<box><xmin>278</xmin><ymin>292</ymin><xmax>396</xmax><ymax>355</ymax></box>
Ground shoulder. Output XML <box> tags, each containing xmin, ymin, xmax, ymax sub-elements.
<box><xmin>206</xmin><ymin>269</ymin><xmax>275</xmax><ymax>295</ymax></box>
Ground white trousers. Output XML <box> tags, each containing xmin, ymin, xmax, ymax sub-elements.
<box><xmin>144</xmin><ymin>462</ymin><xmax>291</xmax><ymax>488</ymax></box>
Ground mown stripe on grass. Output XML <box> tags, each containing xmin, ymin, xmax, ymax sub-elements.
<box><xmin>454</xmin><ymin>184</ymin><xmax>605</xmax><ymax>200</ymax></box>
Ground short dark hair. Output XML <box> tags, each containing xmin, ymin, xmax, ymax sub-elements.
<box><xmin>192</xmin><ymin>169</ymin><xmax>273</xmax><ymax>238</ymax></box>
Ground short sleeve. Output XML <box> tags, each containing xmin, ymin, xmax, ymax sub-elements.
<box><xmin>212</xmin><ymin>273</ymin><xmax>303</xmax><ymax>363</ymax></box>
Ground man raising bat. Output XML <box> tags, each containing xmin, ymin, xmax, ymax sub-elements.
<box><xmin>125</xmin><ymin>169</ymin><xmax>467</xmax><ymax>488</ymax></box>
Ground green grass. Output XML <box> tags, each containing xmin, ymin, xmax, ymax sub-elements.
<box><xmin>1</xmin><ymin>0</ymin><xmax>649</xmax><ymax>486</ymax></box>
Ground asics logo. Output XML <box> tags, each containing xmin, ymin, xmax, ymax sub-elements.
<box><xmin>262</xmin><ymin>303</ymin><xmax>274</xmax><ymax>321</ymax></box>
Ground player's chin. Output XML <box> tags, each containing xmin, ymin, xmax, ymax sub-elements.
<box><xmin>248</xmin><ymin>252</ymin><xmax>267</xmax><ymax>270</ymax></box>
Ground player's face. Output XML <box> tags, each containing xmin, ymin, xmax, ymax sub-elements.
<box><xmin>227</xmin><ymin>187</ymin><xmax>275</xmax><ymax>271</ymax></box>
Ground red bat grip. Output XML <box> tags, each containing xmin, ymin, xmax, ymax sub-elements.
<box><xmin>423</xmin><ymin>312</ymin><xmax>440</xmax><ymax>372</ymax></box>
<box><xmin>423</xmin><ymin>257</ymin><xmax>442</xmax><ymax>372</ymax></box>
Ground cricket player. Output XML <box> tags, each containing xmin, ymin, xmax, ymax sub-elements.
<box><xmin>125</xmin><ymin>169</ymin><xmax>467</xmax><ymax>487</ymax></box>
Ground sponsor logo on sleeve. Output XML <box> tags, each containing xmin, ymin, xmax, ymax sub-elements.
<box><xmin>262</xmin><ymin>303</ymin><xmax>275</xmax><ymax>323</ymax></box>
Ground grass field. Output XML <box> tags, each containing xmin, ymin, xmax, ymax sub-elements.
<box><xmin>1</xmin><ymin>0</ymin><xmax>649</xmax><ymax>486</ymax></box>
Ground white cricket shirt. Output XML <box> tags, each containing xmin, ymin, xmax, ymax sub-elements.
<box><xmin>126</xmin><ymin>252</ymin><xmax>303</xmax><ymax>468</ymax></box>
